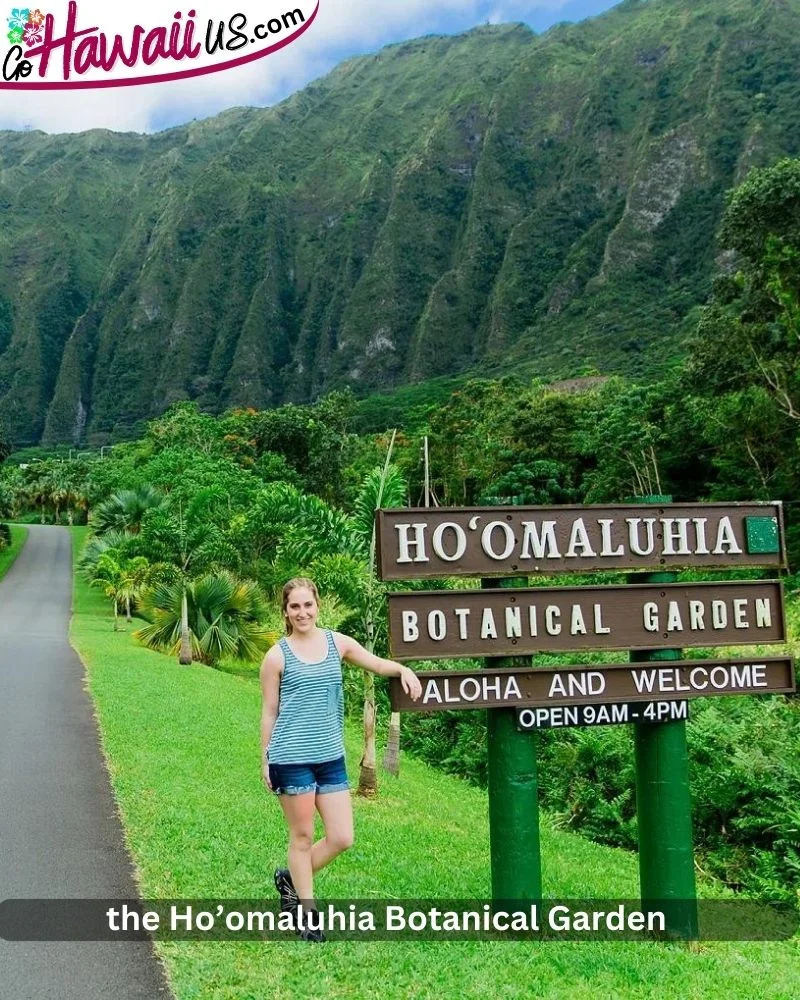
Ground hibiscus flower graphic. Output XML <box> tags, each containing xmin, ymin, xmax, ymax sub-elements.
<box><xmin>6</xmin><ymin>25</ymin><xmax>23</xmax><ymax>44</ymax></box>
<box><xmin>27</xmin><ymin>7</ymin><xmax>44</xmax><ymax>26</ymax></box>
<box><xmin>23</xmin><ymin>19</ymin><xmax>41</xmax><ymax>45</ymax></box>
<box><xmin>6</xmin><ymin>8</ymin><xmax>30</xmax><ymax>31</ymax></box>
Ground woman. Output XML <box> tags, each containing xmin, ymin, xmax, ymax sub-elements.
<box><xmin>260</xmin><ymin>577</ymin><xmax>422</xmax><ymax>941</ymax></box>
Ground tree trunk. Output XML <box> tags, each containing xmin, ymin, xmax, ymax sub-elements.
<box><xmin>113</xmin><ymin>601</ymin><xmax>119</xmax><ymax>632</ymax></box>
<box><xmin>382</xmin><ymin>711</ymin><xmax>401</xmax><ymax>776</ymax></box>
<box><xmin>358</xmin><ymin>430</ymin><xmax>398</xmax><ymax>797</ymax></box>
<box><xmin>40</xmin><ymin>503</ymin><xmax>46</xmax><ymax>524</ymax></box>
<box><xmin>179</xmin><ymin>587</ymin><xmax>192</xmax><ymax>665</ymax></box>
<box><xmin>357</xmin><ymin>672</ymin><xmax>378</xmax><ymax>797</ymax></box>
<box><xmin>67</xmin><ymin>509</ymin><xmax>74</xmax><ymax>526</ymax></box>
<box><xmin>125</xmin><ymin>596</ymin><xmax>132</xmax><ymax>625</ymax></box>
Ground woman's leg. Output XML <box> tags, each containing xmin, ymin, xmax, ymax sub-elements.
<box><xmin>278</xmin><ymin>791</ymin><xmax>317</xmax><ymax>902</ymax></box>
<box><xmin>312</xmin><ymin>789</ymin><xmax>354</xmax><ymax>872</ymax></box>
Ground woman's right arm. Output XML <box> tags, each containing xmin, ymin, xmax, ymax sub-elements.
<box><xmin>260</xmin><ymin>645</ymin><xmax>283</xmax><ymax>789</ymax></box>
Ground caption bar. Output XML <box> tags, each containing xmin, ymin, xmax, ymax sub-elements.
<box><xmin>0</xmin><ymin>899</ymin><xmax>796</xmax><ymax>941</ymax></box>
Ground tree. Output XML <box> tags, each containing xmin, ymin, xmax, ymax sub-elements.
<box><xmin>89</xmin><ymin>553</ymin><xmax>156</xmax><ymax>629</ymax></box>
<box><xmin>580</xmin><ymin>380</ymin><xmax>667</xmax><ymax>502</ymax></box>
<box><xmin>423</xmin><ymin>379</ymin><xmax>520</xmax><ymax>505</ymax></box>
<box><xmin>137</xmin><ymin>489</ymin><xmax>239</xmax><ymax>664</ymax></box>
<box><xmin>249</xmin><ymin>391</ymin><xmax>356</xmax><ymax>503</ymax></box>
<box><xmin>78</xmin><ymin>529</ymin><xmax>137</xmax><ymax>579</ymax></box>
<box><xmin>681</xmin><ymin>386</ymin><xmax>795</xmax><ymax>502</ymax></box>
<box><xmin>352</xmin><ymin>452</ymin><xmax>406</xmax><ymax>791</ymax></box>
<box><xmin>479</xmin><ymin>458</ymin><xmax>574</xmax><ymax>506</ymax></box>
<box><xmin>21</xmin><ymin>463</ymin><xmax>55</xmax><ymax>523</ymax></box>
<box><xmin>49</xmin><ymin>462</ymin><xmax>89</xmax><ymax>525</ymax></box>
<box><xmin>91</xmin><ymin>485</ymin><xmax>167</xmax><ymax>534</ymax></box>
<box><xmin>686</xmin><ymin>157</ymin><xmax>800</xmax><ymax>418</ymax></box>
<box><xmin>0</xmin><ymin>464</ymin><xmax>24</xmax><ymax>519</ymax></box>
<box><xmin>117</xmin><ymin>556</ymin><xmax>154</xmax><ymax>624</ymax></box>
<box><xmin>89</xmin><ymin>553</ymin><xmax>126</xmax><ymax>631</ymax></box>
<box><xmin>144</xmin><ymin>401</ymin><xmax>225</xmax><ymax>456</ymax></box>
<box><xmin>134</xmin><ymin>571</ymin><xmax>272</xmax><ymax>665</ymax></box>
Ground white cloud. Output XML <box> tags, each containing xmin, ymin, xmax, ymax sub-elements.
<box><xmin>0</xmin><ymin>1</ymin><xmax>573</xmax><ymax>133</ymax></box>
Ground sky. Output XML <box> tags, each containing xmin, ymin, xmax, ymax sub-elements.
<box><xmin>0</xmin><ymin>1</ymin><xmax>621</xmax><ymax>134</ymax></box>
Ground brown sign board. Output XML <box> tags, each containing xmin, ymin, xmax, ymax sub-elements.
<box><xmin>516</xmin><ymin>700</ymin><xmax>689</xmax><ymax>730</ymax></box>
<box><xmin>387</xmin><ymin>581</ymin><xmax>785</xmax><ymax>660</ymax></box>
<box><xmin>376</xmin><ymin>503</ymin><xmax>786</xmax><ymax>580</ymax></box>
<box><xmin>388</xmin><ymin>657</ymin><xmax>795</xmax><ymax>712</ymax></box>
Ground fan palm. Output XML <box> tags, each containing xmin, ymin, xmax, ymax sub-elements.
<box><xmin>134</xmin><ymin>571</ymin><xmax>272</xmax><ymax>665</ymax></box>
<box><xmin>91</xmin><ymin>485</ymin><xmax>167</xmax><ymax>534</ymax></box>
<box><xmin>136</xmin><ymin>491</ymin><xmax>240</xmax><ymax>663</ymax></box>
<box><xmin>79</xmin><ymin>529</ymin><xmax>136</xmax><ymax>579</ymax></box>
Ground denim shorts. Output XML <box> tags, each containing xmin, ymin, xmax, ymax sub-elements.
<box><xmin>268</xmin><ymin>755</ymin><xmax>349</xmax><ymax>796</ymax></box>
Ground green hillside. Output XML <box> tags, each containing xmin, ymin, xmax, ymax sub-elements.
<box><xmin>2</xmin><ymin>0</ymin><xmax>800</xmax><ymax>444</ymax></box>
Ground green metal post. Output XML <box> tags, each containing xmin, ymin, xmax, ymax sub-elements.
<box><xmin>630</xmin><ymin>498</ymin><xmax>698</xmax><ymax>939</ymax></box>
<box><xmin>483</xmin><ymin>575</ymin><xmax>541</xmax><ymax>901</ymax></box>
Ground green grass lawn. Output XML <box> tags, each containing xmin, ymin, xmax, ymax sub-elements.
<box><xmin>69</xmin><ymin>528</ymin><xmax>800</xmax><ymax>1000</ymax></box>
<box><xmin>0</xmin><ymin>524</ymin><xmax>28</xmax><ymax>582</ymax></box>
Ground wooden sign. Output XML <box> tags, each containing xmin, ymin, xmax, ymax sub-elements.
<box><xmin>388</xmin><ymin>657</ymin><xmax>795</xmax><ymax>711</ymax></box>
<box><xmin>376</xmin><ymin>503</ymin><xmax>785</xmax><ymax>580</ymax></box>
<box><xmin>516</xmin><ymin>700</ymin><xmax>689</xmax><ymax>729</ymax></box>
<box><xmin>387</xmin><ymin>580</ymin><xmax>785</xmax><ymax>660</ymax></box>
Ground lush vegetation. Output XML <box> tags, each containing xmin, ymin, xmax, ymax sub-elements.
<box><xmin>0</xmin><ymin>432</ymin><xmax>27</xmax><ymax>580</ymax></box>
<box><xmin>70</xmin><ymin>529</ymin><xmax>800</xmax><ymax>1000</ymax></box>
<box><xmin>0</xmin><ymin>523</ymin><xmax>27</xmax><ymax>582</ymax></box>
<box><xmin>5</xmin><ymin>0</ymin><xmax>800</xmax><ymax>445</ymax></box>
<box><xmin>2</xmin><ymin>155</ymin><xmax>800</xmax><ymax>907</ymax></box>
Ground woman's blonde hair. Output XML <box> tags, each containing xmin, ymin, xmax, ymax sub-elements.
<box><xmin>282</xmin><ymin>577</ymin><xmax>320</xmax><ymax>634</ymax></box>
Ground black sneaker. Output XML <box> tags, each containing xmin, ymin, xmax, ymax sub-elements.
<box><xmin>297</xmin><ymin>925</ymin><xmax>326</xmax><ymax>943</ymax></box>
<box><xmin>274</xmin><ymin>868</ymin><xmax>298</xmax><ymax>913</ymax></box>
<box><xmin>296</xmin><ymin>908</ymin><xmax>326</xmax><ymax>943</ymax></box>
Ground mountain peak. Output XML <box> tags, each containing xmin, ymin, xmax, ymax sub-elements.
<box><xmin>1</xmin><ymin>0</ymin><xmax>798</xmax><ymax>444</ymax></box>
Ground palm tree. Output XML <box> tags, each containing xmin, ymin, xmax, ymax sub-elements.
<box><xmin>23</xmin><ymin>467</ymin><xmax>54</xmax><ymax>524</ymax></box>
<box><xmin>91</xmin><ymin>485</ymin><xmax>167</xmax><ymax>534</ymax></box>
<box><xmin>89</xmin><ymin>553</ymin><xmax>159</xmax><ymax>629</ymax></box>
<box><xmin>134</xmin><ymin>571</ymin><xmax>272</xmax><ymax>665</ymax></box>
<box><xmin>136</xmin><ymin>490</ymin><xmax>240</xmax><ymax>664</ymax></box>
<box><xmin>89</xmin><ymin>553</ymin><xmax>125</xmax><ymax>630</ymax></box>
<box><xmin>78</xmin><ymin>529</ymin><xmax>136</xmax><ymax>579</ymax></box>
<box><xmin>117</xmin><ymin>556</ymin><xmax>153</xmax><ymax>624</ymax></box>
<box><xmin>351</xmin><ymin>446</ymin><xmax>406</xmax><ymax>793</ymax></box>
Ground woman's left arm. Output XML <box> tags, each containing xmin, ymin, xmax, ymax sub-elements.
<box><xmin>335</xmin><ymin>633</ymin><xmax>423</xmax><ymax>701</ymax></box>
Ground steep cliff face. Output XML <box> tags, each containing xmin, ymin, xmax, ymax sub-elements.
<box><xmin>1</xmin><ymin>0</ymin><xmax>799</xmax><ymax>444</ymax></box>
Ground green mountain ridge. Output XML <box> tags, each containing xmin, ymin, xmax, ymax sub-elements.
<box><xmin>1</xmin><ymin>0</ymin><xmax>799</xmax><ymax>444</ymax></box>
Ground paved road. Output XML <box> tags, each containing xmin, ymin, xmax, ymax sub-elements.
<box><xmin>0</xmin><ymin>526</ymin><xmax>172</xmax><ymax>1000</ymax></box>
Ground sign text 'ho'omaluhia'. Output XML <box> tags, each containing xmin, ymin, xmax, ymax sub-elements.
<box><xmin>388</xmin><ymin>657</ymin><xmax>795</xmax><ymax>712</ymax></box>
<box><xmin>376</xmin><ymin>503</ymin><xmax>785</xmax><ymax>579</ymax></box>
<box><xmin>387</xmin><ymin>581</ymin><xmax>785</xmax><ymax>660</ymax></box>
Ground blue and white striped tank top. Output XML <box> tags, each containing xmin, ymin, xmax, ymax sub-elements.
<box><xmin>267</xmin><ymin>629</ymin><xmax>345</xmax><ymax>764</ymax></box>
